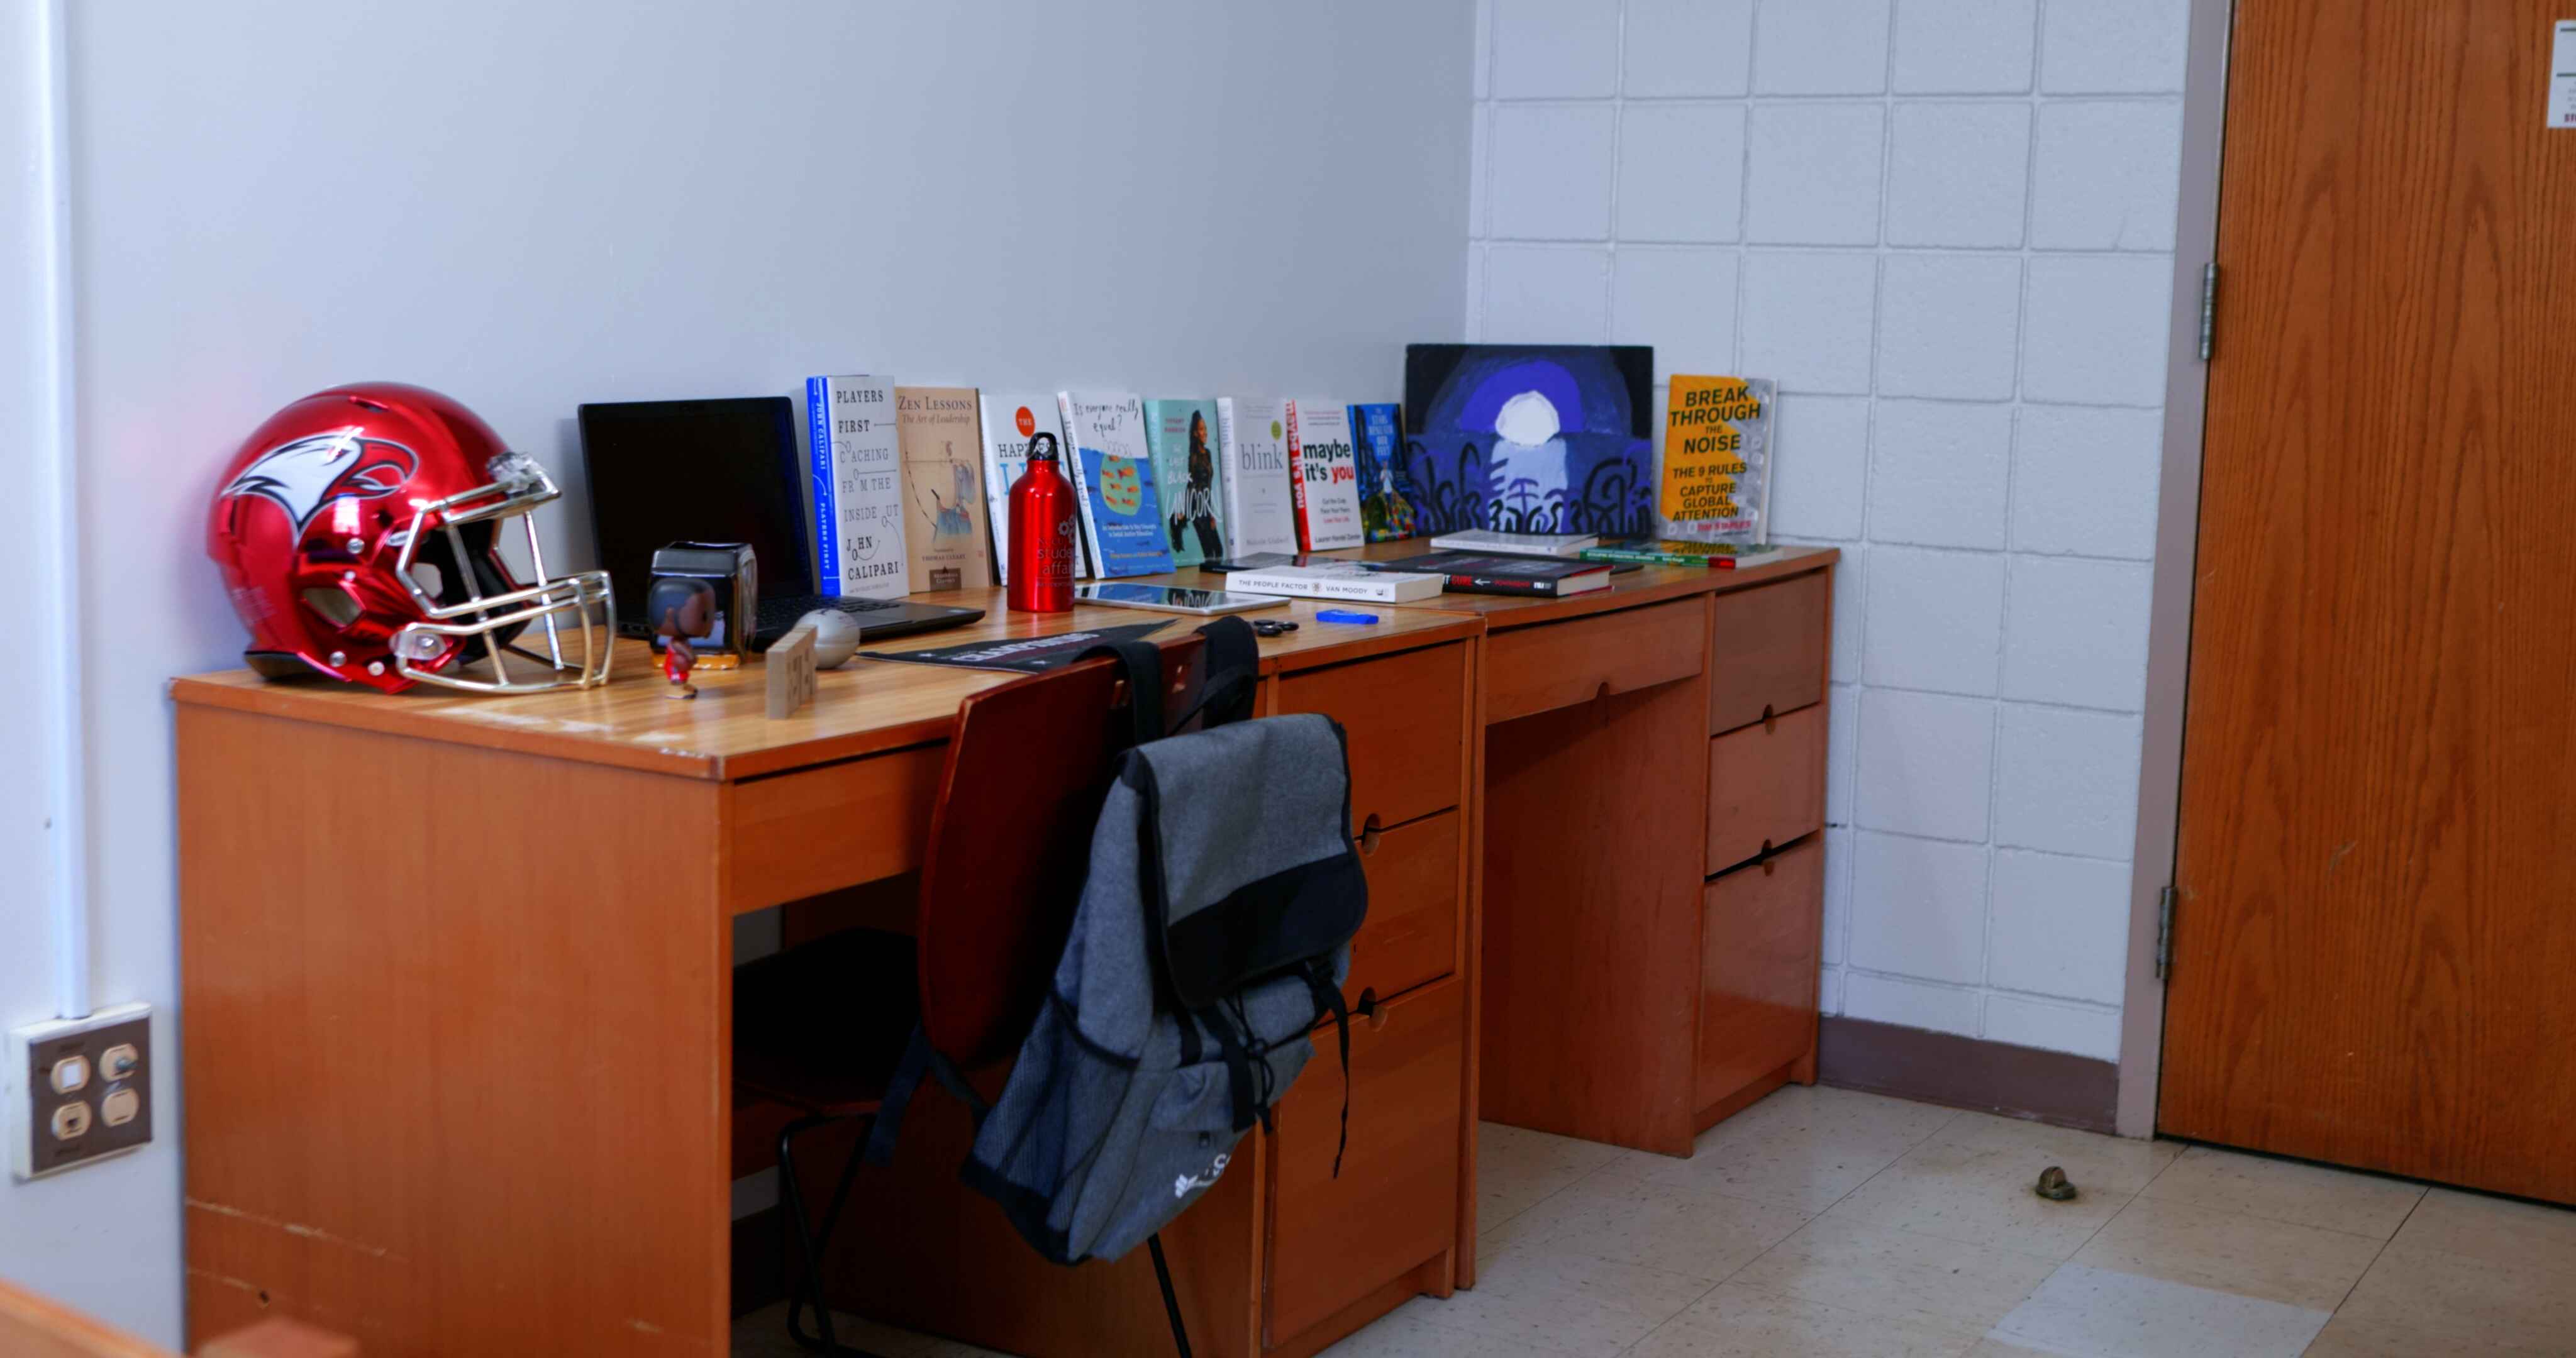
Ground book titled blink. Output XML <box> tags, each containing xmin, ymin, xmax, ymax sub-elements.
<box><xmin>1216</xmin><ymin>396</ymin><xmax>1298</xmax><ymax>557</ymax></box>
<box><xmin>977</xmin><ymin>392</ymin><xmax>1087</xmax><ymax>585</ymax></box>
<box><xmin>1057</xmin><ymin>390</ymin><xmax>1176</xmax><ymax>578</ymax></box>
<box><xmin>1144</xmin><ymin>399</ymin><xmax>1226</xmax><ymax>568</ymax></box>
<box><xmin>1285</xmin><ymin>400</ymin><xmax>1365</xmax><ymax>551</ymax></box>
<box><xmin>806</xmin><ymin>375</ymin><xmax>909</xmax><ymax>599</ymax></box>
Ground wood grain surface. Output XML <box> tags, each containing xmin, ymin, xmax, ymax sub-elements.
<box><xmin>1478</xmin><ymin>673</ymin><xmax>1714</xmax><ymax>1156</ymax></box>
<box><xmin>1484</xmin><ymin>596</ymin><xmax>1707</xmax><ymax>722</ymax></box>
<box><xmin>178</xmin><ymin>707</ymin><xmax>729</xmax><ymax>1355</ymax></box>
<box><xmin>1264</xmin><ymin>978</ymin><xmax>1465</xmax><ymax>1345</ymax></box>
<box><xmin>1163</xmin><ymin>543</ymin><xmax>1838</xmax><ymax>631</ymax></box>
<box><xmin>169</xmin><ymin>593</ymin><xmax>1480</xmax><ymax>781</ymax></box>
<box><xmin>2163</xmin><ymin>0</ymin><xmax>2576</xmax><ymax>1201</ymax></box>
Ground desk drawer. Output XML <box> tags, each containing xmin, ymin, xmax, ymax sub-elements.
<box><xmin>727</xmin><ymin>745</ymin><xmax>944</xmax><ymax>912</ymax></box>
<box><xmin>1697</xmin><ymin>837</ymin><xmax>1822</xmax><ymax>1111</ymax></box>
<box><xmin>1486</xmin><ymin>597</ymin><xmax>1707</xmax><ymax>723</ymax></box>
<box><xmin>1346</xmin><ymin>809</ymin><xmax>1463</xmax><ymax>1011</ymax></box>
<box><xmin>1276</xmin><ymin>641</ymin><xmax>1467</xmax><ymax>832</ymax></box>
<box><xmin>1705</xmin><ymin>704</ymin><xmax>1826</xmax><ymax>874</ymax></box>
<box><xmin>1267</xmin><ymin>976</ymin><xmax>1465</xmax><ymax>1347</ymax></box>
<box><xmin>1709</xmin><ymin>572</ymin><xmax>1830</xmax><ymax>735</ymax></box>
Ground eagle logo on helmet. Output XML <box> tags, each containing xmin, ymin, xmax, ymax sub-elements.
<box><xmin>220</xmin><ymin>433</ymin><xmax>418</xmax><ymax>533</ymax></box>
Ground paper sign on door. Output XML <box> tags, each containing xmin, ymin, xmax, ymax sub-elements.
<box><xmin>2553</xmin><ymin>22</ymin><xmax>2576</xmax><ymax>128</ymax></box>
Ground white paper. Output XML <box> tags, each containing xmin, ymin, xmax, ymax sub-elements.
<box><xmin>2551</xmin><ymin>22</ymin><xmax>2576</xmax><ymax>128</ymax></box>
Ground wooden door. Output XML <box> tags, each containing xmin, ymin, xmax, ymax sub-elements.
<box><xmin>2163</xmin><ymin>0</ymin><xmax>2576</xmax><ymax>1201</ymax></box>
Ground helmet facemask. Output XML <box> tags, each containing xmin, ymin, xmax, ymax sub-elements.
<box><xmin>387</xmin><ymin>454</ymin><xmax>616</xmax><ymax>693</ymax></box>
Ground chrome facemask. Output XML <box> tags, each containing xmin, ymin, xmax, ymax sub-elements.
<box><xmin>389</xmin><ymin>454</ymin><xmax>616</xmax><ymax>693</ymax></box>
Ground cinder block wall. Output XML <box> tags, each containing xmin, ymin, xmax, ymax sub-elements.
<box><xmin>1465</xmin><ymin>0</ymin><xmax>2191</xmax><ymax>1062</ymax></box>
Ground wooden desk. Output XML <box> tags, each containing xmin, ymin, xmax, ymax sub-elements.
<box><xmin>1172</xmin><ymin>545</ymin><xmax>1840</xmax><ymax>1166</ymax></box>
<box><xmin>170</xmin><ymin>595</ymin><xmax>1483</xmax><ymax>1358</ymax></box>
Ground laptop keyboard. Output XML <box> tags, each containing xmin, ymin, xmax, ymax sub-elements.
<box><xmin>756</xmin><ymin>595</ymin><xmax>909</xmax><ymax>635</ymax></box>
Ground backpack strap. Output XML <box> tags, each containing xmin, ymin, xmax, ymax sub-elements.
<box><xmin>1200</xmin><ymin>1005</ymin><xmax>1265</xmax><ymax>1134</ymax></box>
<box><xmin>1077</xmin><ymin>637</ymin><xmax>1167</xmax><ymax>747</ymax></box>
<box><xmin>862</xmin><ymin>1023</ymin><xmax>989</xmax><ymax>1166</ymax></box>
<box><xmin>1298</xmin><ymin>959</ymin><xmax>1354</xmax><ymax>1179</ymax></box>
<box><xmin>1164</xmin><ymin>617</ymin><xmax>1259</xmax><ymax>732</ymax></box>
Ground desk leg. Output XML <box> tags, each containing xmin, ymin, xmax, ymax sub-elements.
<box><xmin>179</xmin><ymin>708</ymin><xmax>731</xmax><ymax>1357</ymax></box>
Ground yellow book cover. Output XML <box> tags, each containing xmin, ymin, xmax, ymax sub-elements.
<box><xmin>1658</xmin><ymin>375</ymin><xmax>1774</xmax><ymax>546</ymax></box>
<box><xmin>897</xmin><ymin>386</ymin><xmax>993</xmax><ymax>592</ymax></box>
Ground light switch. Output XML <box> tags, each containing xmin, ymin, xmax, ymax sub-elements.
<box><xmin>51</xmin><ymin>1102</ymin><xmax>91</xmax><ymax>1140</ymax></box>
<box><xmin>50</xmin><ymin>1055</ymin><xmax>88</xmax><ymax>1094</ymax></box>
<box><xmin>99</xmin><ymin>1089</ymin><xmax>140</xmax><ymax>1128</ymax></box>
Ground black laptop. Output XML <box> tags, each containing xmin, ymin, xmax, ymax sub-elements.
<box><xmin>576</xmin><ymin>396</ymin><xmax>985</xmax><ymax>648</ymax></box>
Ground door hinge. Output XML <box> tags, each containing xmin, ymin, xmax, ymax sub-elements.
<box><xmin>2154</xmin><ymin>885</ymin><xmax>2178</xmax><ymax>980</ymax></box>
<box><xmin>2197</xmin><ymin>263</ymin><xmax>2218</xmax><ymax>362</ymax></box>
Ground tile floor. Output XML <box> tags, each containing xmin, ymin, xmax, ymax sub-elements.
<box><xmin>733</xmin><ymin>1085</ymin><xmax>2576</xmax><ymax>1356</ymax></box>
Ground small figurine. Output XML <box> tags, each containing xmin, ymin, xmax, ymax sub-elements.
<box><xmin>645</xmin><ymin>576</ymin><xmax>717</xmax><ymax>699</ymax></box>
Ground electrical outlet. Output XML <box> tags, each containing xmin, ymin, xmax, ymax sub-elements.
<box><xmin>8</xmin><ymin>1003</ymin><xmax>152</xmax><ymax>1181</ymax></box>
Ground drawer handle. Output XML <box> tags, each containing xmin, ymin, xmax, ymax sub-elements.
<box><xmin>1595</xmin><ymin>680</ymin><xmax>1614</xmax><ymax>704</ymax></box>
<box><xmin>1762</xmin><ymin>704</ymin><xmax>1777</xmax><ymax>734</ymax></box>
<box><xmin>1357</xmin><ymin>814</ymin><xmax>1385</xmax><ymax>856</ymax></box>
<box><xmin>1354</xmin><ymin>986</ymin><xmax>1379</xmax><ymax>1017</ymax></box>
<box><xmin>1763</xmin><ymin>856</ymin><xmax>1777</xmax><ymax>878</ymax></box>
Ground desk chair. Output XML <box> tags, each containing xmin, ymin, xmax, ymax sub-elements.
<box><xmin>733</xmin><ymin>639</ymin><xmax>1209</xmax><ymax>1356</ymax></box>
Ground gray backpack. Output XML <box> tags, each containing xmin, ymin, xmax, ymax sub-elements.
<box><xmin>867</xmin><ymin>622</ymin><xmax>1367</xmax><ymax>1267</ymax></box>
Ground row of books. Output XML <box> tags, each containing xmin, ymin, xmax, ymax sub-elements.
<box><xmin>804</xmin><ymin>377</ymin><xmax>1424</xmax><ymax>598</ymax></box>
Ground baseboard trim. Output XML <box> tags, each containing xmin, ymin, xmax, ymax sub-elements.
<box><xmin>1816</xmin><ymin>1015</ymin><xmax>2119</xmax><ymax>1134</ymax></box>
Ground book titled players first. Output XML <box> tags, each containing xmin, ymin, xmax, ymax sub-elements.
<box><xmin>806</xmin><ymin>374</ymin><xmax>909</xmax><ymax>600</ymax></box>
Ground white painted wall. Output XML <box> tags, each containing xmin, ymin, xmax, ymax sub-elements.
<box><xmin>1465</xmin><ymin>0</ymin><xmax>2194</xmax><ymax>1063</ymax></box>
<box><xmin>7</xmin><ymin>2</ymin><xmax>1471</xmax><ymax>1342</ymax></box>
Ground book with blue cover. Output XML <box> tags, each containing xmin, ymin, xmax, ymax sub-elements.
<box><xmin>1057</xmin><ymin>390</ymin><xmax>1176</xmax><ymax>578</ymax></box>
<box><xmin>1144</xmin><ymin>398</ymin><xmax>1226</xmax><ymax>568</ymax></box>
<box><xmin>1349</xmin><ymin>401</ymin><xmax>1420</xmax><ymax>543</ymax></box>
<box><xmin>805</xmin><ymin>374</ymin><xmax>909</xmax><ymax>599</ymax></box>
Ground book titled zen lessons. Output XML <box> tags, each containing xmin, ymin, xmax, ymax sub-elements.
<box><xmin>806</xmin><ymin>374</ymin><xmax>909</xmax><ymax>599</ymax></box>
<box><xmin>895</xmin><ymin>386</ymin><xmax>991</xmax><ymax>592</ymax></box>
<box><xmin>1285</xmin><ymin>400</ymin><xmax>1365</xmax><ymax>551</ymax></box>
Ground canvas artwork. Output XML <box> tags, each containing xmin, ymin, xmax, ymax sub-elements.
<box><xmin>1399</xmin><ymin>345</ymin><xmax>1657</xmax><ymax>537</ymax></box>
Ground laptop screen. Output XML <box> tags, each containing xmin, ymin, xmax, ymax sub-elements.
<box><xmin>577</xmin><ymin>397</ymin><xmax>813</xmax><ymax>618</ymax></box>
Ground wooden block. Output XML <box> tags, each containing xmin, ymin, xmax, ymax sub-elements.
<box><xmin>764</xmin><ymin>624</ymin><xmax>817</xmax><ymax>719</ymax></box>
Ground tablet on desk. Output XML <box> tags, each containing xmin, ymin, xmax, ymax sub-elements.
<box><xmin>1073</xmin><ymin>583</ymin><xmax>1290</xmax><ymax>616</ymax></box>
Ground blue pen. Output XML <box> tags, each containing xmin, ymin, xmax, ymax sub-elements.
<box><xmin>1315</xmin><ymin>609</ymin><xmax>1380</xmax><ymax>625</ymax></box>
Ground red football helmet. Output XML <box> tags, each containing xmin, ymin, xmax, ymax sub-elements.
<box><xmin>207</xmin><ymin>382</ymin><xmax>615</xmax><ymax>693</ymax></box>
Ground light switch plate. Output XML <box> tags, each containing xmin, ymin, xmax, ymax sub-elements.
<box><xmin>8</xmin><ymin>1003</ymin><xmax>153</xmax><ymax>1181</ymax></box>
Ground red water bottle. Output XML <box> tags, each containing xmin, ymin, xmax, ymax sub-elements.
<box><xmin>1008</xmin><ymin>430</ymin><xmax>1076</xmax><ymax>613</ymax></box>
